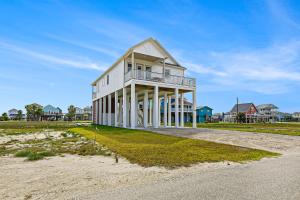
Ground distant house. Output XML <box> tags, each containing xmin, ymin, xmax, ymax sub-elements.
<box><xmin>256</xmin><ymin>104</ymin><xmax>279</xmax><ymax>122</ymax></box>
<box><xmin>196</xmin><ymin>106</ymin><xmax>213</xmax><ymax>123</ymax></box>
<box><xmin>211</xmin><ymin>112</ymin><xmax>224</xmax><ymax>122</ymax></box>
<box><xmin>83</xmin><ymin>106</ymin><xmax>92</xmax><ymax>121</ymax></box>
<box><xmin>225</xmin><ymin>103</ymin><xmax>258</xmax><ymax>123</ymax></box>
<box><xmin>8</xmin><ymin>109</ymin><xmax>25</xmax><ymax>120</ymax></box>
<box><xmin>292</xmin><ymin>112</ymin><xmax>300</xmax><ymax>121</ymax></box>
<box><xmin>42</xmin><ymin>105</ymin><xmax>63</xmax><ymax>121</ymax></box>
<box><xmin>75</xmin><ymin>106</ymin><xmax>92</xmax><ymax>121</ymax></box>
<box><xmin>160</xmin><ymin>97</ymin><xmax>193</xmax><ymax>124</ymax></box>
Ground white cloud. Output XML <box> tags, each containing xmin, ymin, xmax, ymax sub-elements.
<box><xmin>184</xmin><ymin>40</ymin><xmax>300</xmax><ymax>94</ymax></box>
<box><xmin>46</xmin><ymin>34</ymin><xmax>120</xmax><ymax>58</ymax></box>
<box><xmin>0</xmin><ymin>40</ymin><xmax>106</xmax><ymax>71</ymax></box>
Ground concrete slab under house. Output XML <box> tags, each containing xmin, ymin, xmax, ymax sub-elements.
<box><xmin>91</xmin><ymin>38</ymin><xmax>197</xmax><ymax>129</ymax></box>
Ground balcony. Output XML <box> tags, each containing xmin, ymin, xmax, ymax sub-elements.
<box><xmin>125</xmin><ymin>69</ymin><xmax>196</xmax><ymax>87</ymax></box>
<box><xmin>92</xmin><ymin>92</ymin><xmax>97</xmax><ymax>99</ymax></box>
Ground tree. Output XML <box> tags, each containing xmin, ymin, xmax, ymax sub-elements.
<box><xmin>236</xmin><ymin>112</ymin><xmax>246</xmax><ymax>123</ymax></box>
<box><xmin>25</xmin><ymin>103</ymin><xmax>43</xmax><ymax>121</ymax></box>
<box><xmin>0</xmin><ymin>113</ymin><xmax>9</xmax><ymax>121</ymax></box>
<box><xmin>16</xmin><ymin>110</ymin><xmax>23</xmax><ymax>120</ymax></box>
<box><xmin>66</xmin><ymin>105</ymin><xmax>76</xmax><ymax>121</ymax></box>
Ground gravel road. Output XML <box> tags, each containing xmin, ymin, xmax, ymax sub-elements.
<box><xmin>86</xmin><ymin>128</ymin><xmax>300</xmax><ymax>200</ymax></box>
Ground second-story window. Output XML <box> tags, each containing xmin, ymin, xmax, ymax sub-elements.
<box><xmin>128</xmin><ymin>63</ymin><xmax>132</xmax><ymax>72</ymax></box>
<box><xmin>107</xmin><ymin>75</ymin><xmax>109</xmax><ymax>85</ymax></box>
<box><xmin>165</xmin><ymin>69</ymin><xmax>170</xmax><ymax>77</ymax></box>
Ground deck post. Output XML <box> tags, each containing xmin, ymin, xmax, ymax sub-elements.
<box><xmin>175</xmin><ymin>88</ymin><xmax>179</xmax><ymax>128</ymax></box>
<box><xmin>103</xmin><ymin>96</ymin><xmax>107</xmax><ymax>125</ymax></box>
<box><xmin>153</xmin><ymin>85</ymin><xmax>159</xmax><ymax>128</ymax></box>
<box><xmin>122</xmin><ymin>87</ymin><xmax>127</xmax><ymax>128</ymax></box>
<box><xmin>130</xmin><ymin>82</ymin><xmax>136</xmax><ymax>129</ymax></box>
<box><xmin>181</xmin><ymin>93</ymin><xmax>184</xmax><ymax>127</ymax></box>
<box><xmin>99</xmin><ymin>98</ymin><xmax>102</xmax><ymax>125</ymax></box>
<box><xmin>192</xmin><ymin>89</ymin><xmax>197</xmax><ymax>128</ymax></box>
<box><xmin>143</xmin><ymin>90</ymin><xmax>148</xmax><ymax>128</ymax></box>
<box><xmin>108</xmin><ymin>94</ymin><xmax>112</xmax><ymax>126</ymax></box>
<box><xmin>164</xmin><ymin>92</ymin><xmax>168</xmax><ymax>127</ymax></box>
<box><xmin>114</xmin><ymin>91</ymin><xmax>118</xmax><ymax>127</ymax></box>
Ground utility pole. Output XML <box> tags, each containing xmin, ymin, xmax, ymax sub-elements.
<box><xmin>236</xmin><ymin>97</ymin><xmax>239</xmax><ymax>123</ymax></box>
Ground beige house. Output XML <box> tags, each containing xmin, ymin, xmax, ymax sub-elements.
<box><xmin>91</xmin><ymin>38</ymin><xmax>197</xmax><ymax>129</ymax></box>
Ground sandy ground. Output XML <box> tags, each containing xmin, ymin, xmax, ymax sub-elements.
<box><xmin>0</xmin><ymin>154</ymin><xmax>238</xmax><ymax>200</ymax></box>
<box><xmin>1</xmin><ymin>128</ymin><xmax>299</xmax><ymax>199</ymax></box>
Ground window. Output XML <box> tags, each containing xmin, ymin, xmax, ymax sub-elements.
<box><xmin>165</xmin><ymin>69</ymin><xmax>170</xmax><ymax>77</ymax></box>
<box><xmin>107</xmin><ymin>75</ymin><xmax>109</xmax><ymax>85</ymax></box>
<box><xmin>128</xmin><ymin>63</ymin><xmax>132</xmax><ymax>72</ymax></box>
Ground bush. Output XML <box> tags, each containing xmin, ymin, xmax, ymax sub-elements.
<box><xmin>27</xmin><ymin>152</ymin><xmax>44</xmax><ymax>161</ymax></box>
<box><xmin>15</xmin><ymin>150</ymin><xmax>32</xmax><ymax>157</ymax></box>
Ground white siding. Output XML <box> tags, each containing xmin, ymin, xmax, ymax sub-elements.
<box><xmin>96</xmin><ymin>60</ymin><xmax>124</xmax><ymax>98</ymax></box>
<box><xmin>134</xmin><ymin>41</ymin><xmax>176</xmax><ymax>64</ymax></box>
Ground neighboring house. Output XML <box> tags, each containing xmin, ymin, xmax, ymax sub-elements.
<box><xmin>225</xmin><ymin>103</ymin><xmax>258</xmax><ymax>123</ymax></box>
<box><xmin>211</xmin><ymin>113</ymin><xmax>224</xmax><ymax>122</ymax></box>
<box><xmin>256</xmin><ymin>104</ymin><xmax>279</xmax><ymax>122</ymax></box>
<box><xmin>75</xmin><ymin>106</ymin><xmax>92</xmax><ymax>121</ymax></box>
<box><xmin>75</xmin><ymin>107</ymin><xmax>84</xmax><ymax>120</ymax></box>
<box><xmin>83</xmin><ymin>106</ymin><xmax>92</xmax><ymax>121</ymax></box>
<box><xmin>42</xmin><ymin>105</ymin><xmax>63</xmax><ymax>121</ymax></box>
<box><xmin>292</xmin><ymin>112</ymin><xmax>300</xmax><ymax>121</ymax></box>
<box><xmin>196</xmin><ymin>106</ymin><xmax>213</xmax><ymax>123</ymax></box>
<box><xmin>160</xmin><ymin>97</ymin><xmax>193</xmax><ymax>123</ymax></box>
<box><xmin>91</xmin><ymin>38</ymin><xmax>197</xmax><ymax>128</ymax></box>
<box><xmin>8</xmin><ymin>109</ymin><xmax>25</xmax><ymax>120</ymax></box>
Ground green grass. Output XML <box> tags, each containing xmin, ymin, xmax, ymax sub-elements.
<box><xmin>14</xmin><ymin>148</ymin><xmax>55</xmax><ymax>161</ymax></box>
<box><xmin>0</xmin><ymin>121</ymin><xmax>77</xmax><ymax>135</ymax></box>
<box><xmin>70</xmin><ymin>126</ymin><xmax>279</xmax><ymax>168</ymax></box>
<box><xmin>196</xmin><ymin>123</ymin><xmax>300</xmax><ymax>136</ymax></box>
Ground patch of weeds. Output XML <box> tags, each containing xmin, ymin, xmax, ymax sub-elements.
<box><xmin>27</xmin><ymin>152</ymin><xmax>44</xmax><ymax>161</ymax></box>
<box><xmin>77</xmin><ymin>143</ymin><xmax>110</xmax><ymax>156</ymax></box>
<box><xmin>38</xmin><ymin>151</ymin><xmax>55</xmax><ymax>157</ymax></box>
<box><xmin>15</xmin><ymin>150</ymin><xmax>32</xmax><ymax>157</ymax></box>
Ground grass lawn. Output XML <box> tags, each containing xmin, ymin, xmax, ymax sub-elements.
<box><xmin>70</xmin><ymin>126</ymin><xmax>279</xmax><ymax>168</ymax></box>
<box><xmin>196</xmin><ymin>123</ymin><xmax>300</xmax><ymax>136</ymax></box>
<box><xmin>0</xmin><ymin>121</ymin><xmax>77</xmax><ymax>135</ymax></box>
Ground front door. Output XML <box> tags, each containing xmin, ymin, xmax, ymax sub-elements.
<box><xmin>145</xmin><ymin>66</ymin><xmax>151</xmax><ymax>80</ymax></box>
<box><xmin>137</xmin><ymin>65</ymin><xmax>143</xmax><ymax>79</ymax></box>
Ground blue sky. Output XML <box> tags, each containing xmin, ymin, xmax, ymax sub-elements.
<box><xmin>1</xmin><ymin>0</ymin><xmax>300</xmax><ymax>114</ymax></box>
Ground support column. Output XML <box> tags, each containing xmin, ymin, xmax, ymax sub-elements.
<box><xmin>95</xmin><ymin>100</ymin><xmax>98</xmax><ymax>124</ymax></box>
<box><xmin>115</xmin><ymin>91</ymin><xmax>118</xmax><ymax>127</ymax></box>
<box><xmin>126</xmin><ymin>94</ymin><xmax>130</xmax><ymax>127</ymax></box>
<box><xmin>143</xmin><ymin>90</ymin><xmax>148</xmax><ymax>128</ymax></box>
<box><xmin>130</xmin><ymin>83</ymin><xmax>136</xmax><ymax>129</ymax></box>
<box><xmin>192</xmin><ymin>89</ymin><xmax>197</xmax><ymax>128</ymax></box>
<box><xmin>164</xmin><ymin>93</ymin><xmax>168</xmax><ymax>127</ymax></box>
<box><xmin>153</xmin><ymin>85</ymin><xmax>159</xmax><ymax>128</ymax></box>
<box><xmin>99</xmin><ymin>98</ymin><xmax>102</xmax><ymax>125</ymax></box>
<box><xmin>103</xmin><ymin>96</ymin><xmax>107</xmax><ymax>125</ymax></box>
<box><xmin>122</xmin><ymin>87</ymin><xmax>127</xmax><ymax>128</ymax></box>
<box><xmin>175</xmin><ymin>88</ymin><xmax>179</xmax><ymax>128</ymax></box>
<box><xmin>135</xmin><ymin>93</ymin><xmax>138</xmax><ymax>126</ymax></box>
<box><xmin>149</xmin><ymin>99</ymin><xmax>152</xmax><ymax>126</ymax></box>
<box><xmin>131</xmin><ymin>51</ymin><xmax>135</xmax><ymax>78</ymax></box>
<box><xmin>108</xmin><ymin>94</ymin><xmax>112</xmax><ymax>126</ymax></box>
<box><xmin>181</xmin><ymin>93</ymin><xmax>184</xmax><ymax>127</ymax></box>
<box><xmin>158</xmin><ymin>98</ymin><xmax>161</xmax><ymax>127</ymax></box>
<box><xmin>168</xmin><ymin>96</ymin><xmax>172</xmax><ymax>126</ymax></box>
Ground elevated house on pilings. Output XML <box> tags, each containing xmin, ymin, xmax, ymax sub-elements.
<box><xmin>91</xmin><ymin>38</ymin><xmax>197</xmax><ymax>129</ymax></box>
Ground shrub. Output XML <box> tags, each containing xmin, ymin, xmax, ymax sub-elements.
<box><xmin>27</xmin><ymin>152</ymin><xmax>44</xmax><ymax>161</ymax></box>
<box><xmin>15</xmin><ymin>150</ymin><xmax>32</xmax><ymax>157</ymax></box>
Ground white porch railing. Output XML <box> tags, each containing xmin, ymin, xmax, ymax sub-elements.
<box><xmin>125</xmin><ymin>70</ymin><xmax>196</xmax><ymax>87</ymax></box>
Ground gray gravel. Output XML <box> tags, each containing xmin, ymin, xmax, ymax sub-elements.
<box><xmin>85</xmin><ymin>128</ymin><xmax>300</xmax><ymax>200</ymax></box>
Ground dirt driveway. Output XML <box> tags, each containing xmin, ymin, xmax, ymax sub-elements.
<box><xmin>150</xmin><ymin>128</ymin><xmax>300</xmax><ymax>154</ymax></box>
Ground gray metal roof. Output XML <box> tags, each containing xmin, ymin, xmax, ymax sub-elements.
<box><xmin>230</xmin><ymin>103</ymin><xmax>254</xmax><ymax>113</ymax></box>
<box><xmin>256</xmin><ymin>104</ymin><xmax>278</xmax><ymax>110</ymax></box>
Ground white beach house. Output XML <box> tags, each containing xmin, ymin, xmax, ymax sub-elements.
<box><xmin>91</xmin><ymin>38</ymin><xmax>197</xmax><ymax>129</ymax></box>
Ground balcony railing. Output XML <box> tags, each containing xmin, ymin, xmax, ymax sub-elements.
<box><xmin>125</xmin><ymin>70</ymin><xmax>196</xmax><ymax>87</ymax></box>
